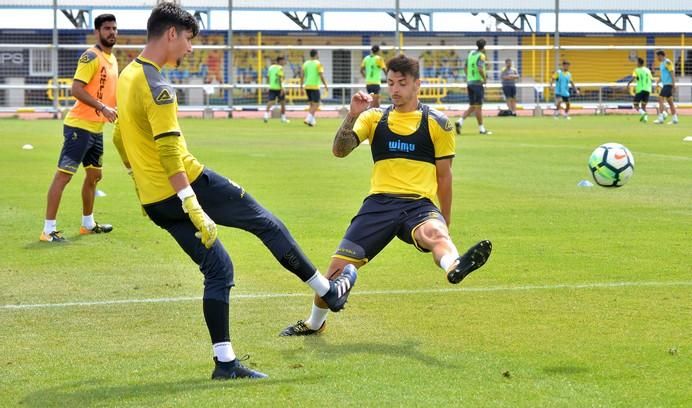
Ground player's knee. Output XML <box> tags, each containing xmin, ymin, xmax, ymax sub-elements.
<box><xmin>417</xmin><ymin>221</ymin><xmax>450</xmax><ymax>245</ymax></box>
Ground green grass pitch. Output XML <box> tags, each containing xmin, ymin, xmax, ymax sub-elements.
<box><xmin>1</xmin><ymin>115</ymin><xmax>690</xmax><ymax>407</ymax></box>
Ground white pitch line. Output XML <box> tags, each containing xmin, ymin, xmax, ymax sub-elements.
<box><xmin>1</xmin><ymin>280</ymin><xmax>691</xmax><ymax>311</ymax></box>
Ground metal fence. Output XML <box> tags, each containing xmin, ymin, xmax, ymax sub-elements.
<box><xmin>0</xmin><ymin>30</ymin><xmax>690</xmax><ymax>112</ymax></box>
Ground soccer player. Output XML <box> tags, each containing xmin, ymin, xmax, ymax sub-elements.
<box><xmin>280</xmin><ymin>55</ymin><xmax>492</xmax><ymax>337</ymax></box>
<box><xmin>501</xmin><ymin>58</ymin><xmax>519</xmax><ymax>116</ymax></box>
<box><xmin>40</xmin><ymin>14</ymin><xmax>118</xmax><ymax>242</ymax></box>
<box><xmin>360</xmin><ymin>45</ymin><xmax>387</xmax><ymax>108</ymax></box>
<box><xmin>626</xmin><ymin>57</ymin><xmax>653</xmax><ymax>123</ymax></box>
<box><xmin>654</xmin><ymin>50</ymin><xmax>678</xmax><ymax>125</ymax></box>
<box><xmin>455</xmin><ymin>39</ymin><xmax>492</xmax><ymax>135</ymax></box>
<box><xmin>551</xmin><ymin>60</ymin><xmax>579</xmax><ymax>120</ymax></box>
<box><xmin>263</xmin><ymin>56</ymin><xmax>289</xmax><ymax>123</ymax></box>
<box><xmin>112</xmin><ymin>3</ymin><xmax>356</xmax><ymax>380</ymax></box>
<box><xmin>301</xmin><ymin>49</ymin><xmax>328</xmax><ymax>126</ymax></box>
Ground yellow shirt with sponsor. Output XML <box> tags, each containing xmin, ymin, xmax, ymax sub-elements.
<box><xmin>114</xmin><ymin>56</ymin><xmax>204</xmax><ymax>205</ymax></box>
<box><xmin>64</xmin><ymin>46</ymin><xmax>118</xmax><ymax>133</ymax></box>
<box><xmin>353</xmin><ymin>105</ymin><xmax>455</xmax><ymax>202</ymax></box>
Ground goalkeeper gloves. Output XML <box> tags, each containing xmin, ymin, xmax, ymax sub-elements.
<box><xmin>179</xmin><ymin>187</ymin><xmax>217</xmax><ymax>249</ymax></box>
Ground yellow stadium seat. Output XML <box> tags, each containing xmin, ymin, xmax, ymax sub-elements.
<box><xmin>418</xmin><ymin>77</ymin><xmax>447</xmax><ymax>104</ymax></box>
<box><xmin>46</xmin><ymin>78</ymin><xmax>74</xmax><ymax>102</ymax></box>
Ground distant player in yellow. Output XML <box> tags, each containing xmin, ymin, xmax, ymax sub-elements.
<box><xmin>113</xmin><ymin>3</ymin><xmax>355</xmax><ymax>380</ymax></box>
<box><xmin>40</xmin><ymin>14</ymin><xmax>118</xmax><ymax>242</ymax></box>
<box><xmin>360</xmin><ymin>45</ymin><xmax>387</xmax><ymax>107</ymax></box>
<box><xmin>263</xmin><ymin>56</ymin><xmax>289</xmax><ymax>123</ymax></box>
<box><xmin>301</xmin><ymin>49</ymin><xmax>328</xmax><ymax>126</ymax></box>
<box><xmin>281</xmin><ymin>55</ymin><xmax>492</xmax><ymax>337</ymax></box>
<box><xmin>626</xmin><ymin>57</ymin><xmax>653</xmax><ymax>123</ymax></box>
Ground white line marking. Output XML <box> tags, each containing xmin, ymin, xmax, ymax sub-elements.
<box><xmin>1</xmin><ymin>280</ymin><xmax>691</xmax><ymax>311</ymax></box>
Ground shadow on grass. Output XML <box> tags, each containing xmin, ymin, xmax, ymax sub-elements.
<box><xmin>21</xmin><ymin>374</ymin><xmax>319</xmax><ymax>407</ymax></box>
<box><xmin>284</xmin><ymin>336</ymin><xmax>460</xmax><ymax>369</ymax></box>
<box><xmin>543</xmin><ymin>365</ymin><xmax>589</xmax><ymax>375</ymax></box>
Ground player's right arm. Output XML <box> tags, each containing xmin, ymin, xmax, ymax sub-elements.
<box><xmin>72</xmin><ymin>51</ymin><xmax>117</xmax><ymax>122</ymax></box>
<box><xmin>332</xmin><ymin>91</ymin><xmax>372</xmax><ymax>157</ymax></box>
<box><xmin>360</xmin><ymin>58</ymin><xmax>366</xmax><ymax>79</ymax></box>
<box><xmin>111</xmin><ymin>119</ymin><xmax>130</xmax><ymax>169</ymax></box>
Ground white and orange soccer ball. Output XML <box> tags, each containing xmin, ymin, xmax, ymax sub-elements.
<box><xmin>588</xmin><ymin>143</ymin><xmax>635</xmax><ymax>187</ymax></box>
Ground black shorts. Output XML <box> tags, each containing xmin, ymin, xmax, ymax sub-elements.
<box><xmin>467</xmin><ymin>84</ymin><xmax>484</xmax><ymax>106</ymax></box>
<box><xmin>334</xmin><ymin>194</ymin><xmax>446</xmax><ymax>263</ymax></box>
<box><xmin>634</xmin><ymin>91</ymin><xmax>650</xmax><ymax>103</ymax></box>
<box><xmin>366</xmin><ymin>84</ymin><xmax>381</xmax><ymax>95</ymax></box>
<box><xmin>57</xmin><ymin>125</ymin><xmax>103</xmax><ymax>174</ymax></box>
<box><xmin>557</xmin><ymin>95</ymin><xmax>570</xmax><ymax>103</ymax></box>
<box><xmin>305</xmin><ymin>89</ymin><xmax>321</xmax><ymax>103</ymax></box>
<box><xmin>502</xmin><ymin>85</ymin><xmax>516</xmax><ymax>99</ymax></box>
<box><xmin>144</xmin><ymin>168</ymin><xmax>303</xmax><ymax>303</ymax></box>
<box><xmin>660</xmin><ymin>85</ymin><xmax>673</xmax><ymax>98</ymax></box>
<box><xmin>267</xmin><ymin>89</ymin><xmax>285</xmax><ymax>102</ymax></box>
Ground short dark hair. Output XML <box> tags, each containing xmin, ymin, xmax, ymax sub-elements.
<box><xmin>387</xmin><ymin>54</ymin><xmax>419</xmax><ymax>80</ymax></box>
<box><xmin>476</xmin><ymin>39</ymin><xmax>486</xmax><ymax>50</ymax></box>
<box><xmin>655</xmin><ymin>49</ymin><xmax>665</xmax><ymax>57</ymax></box>
<box><xmin>371</xmin><ymin>45</ymin><xmax>380</xmax><ymax>53</ymax></box>
<box><xmin>147</xmin><ymin>3</ymin><xmax>199</xmax><ymax>41</ymax></box>
<box><xmin>637</xmin><ymin>57</ymin><xmax>645</xmax><ymax>66</ymax></box>
<box><xmin>310</xmin><ymin>49</ymin><xmax>318</xmax><ymax>58</ymax></box>
<box><xmin>562</xmin><ymin>60</ymin><xmax>570</xmax><ymax>65</ymax></box>
<box><xmin>94</xmin><ymin>14</ymin><xmax>116</xmax><ymax>30</ymax></box>
<box><xmin>277</xmin><ymin>56</ymin><xmax>285</xmax><ymax>63</ymax></box>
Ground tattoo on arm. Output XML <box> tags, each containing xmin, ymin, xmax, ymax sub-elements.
<box><xmin>332</xmin><ymin>115</ymin><xmax>359</xmax><ymax>157</ymax></box>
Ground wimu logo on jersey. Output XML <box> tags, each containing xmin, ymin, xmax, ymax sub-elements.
<box><xmin>388</xmin><ymin>139</ymin><xmax>416</xmax><ymax>153</ymax></box>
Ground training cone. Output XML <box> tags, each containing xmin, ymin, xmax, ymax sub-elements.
<box><xmin>95</xmin><ymin>190</ymin><xmax>107</xmax><ymax>197</ymax></box>
<box><xmin>577</xmin><ymin>180</ymin><xmax>593</xmax><ymax>187</ymax></box>
<box><xmin>22</xmin><ymin>144</ymin><xmax>34</xmax><ymax>150</ymax></box>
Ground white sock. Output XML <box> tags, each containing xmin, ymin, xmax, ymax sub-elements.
<box><xmin>306</xmin><ymin>271</ymin><xmax>330</xmax><ymax>297</ymax></box>
<box><xmin>44</xmin><ymin>219</ymin><xmax>57</xmax><ymax>235</ymax></box>
<box><xmin>439</xmin><ymin>249</ymin><xmax>461</xmax><ymax>272</ymax></box>
<box><xmin>263</xmin><ymin>112</ymin><xmax>269</xmax><ymax>119</ymax></box>
<box><xmin>281</xmin><ymin>114</ymin><xmax>287</xmax><ymax>120</ymax></box>
<box><xmin>82</xmin><ymin>214</ymin><xmax>95</xmax><ymax>230</ymax></box>
<box><xmin>457</xmin><ymin>118</ymin><xmax>464</xmax><ymax>125</ymax></box>
<box><xmin>306</xmin><ymin>303</ymin><xmax>329</xmax><ymax>330</ymax></box>
<box><xmin>213</xmin><ymin>341</ymin><xmax>236</xmax><ymax>363</ymax></box>
<box><xmin>673</xmin><ymin>114</ymin><xmax>678</xmax><ymax>121</ymax></box>
<box><xmin>479</xmin><ymin>125</ymin><xmax>486</xmax><ymax>132</ymax></box>
<box><xmin>638</xmin><ymin>109</ymin><xmax>645</xmax><ymax>115</ymax></box>
<box><xmin>658</xmin><ymin>114</ymin><xmax>664</xmax><ymax>120</ymax></box>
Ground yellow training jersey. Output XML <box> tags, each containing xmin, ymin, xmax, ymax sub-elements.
<box><xmin>64</xmin><ymin>46</ymin><xmax>118</xmax><ymax>133</ymax></box>
<box><xmin>353</xmin><ymin>104</ymin><xmax>455</xmax><ymax>202</ymax></box>
<box><xmin>115</xmin><ymin>56</ymin><xmax>204</xmax><ymax>205</ymax></box>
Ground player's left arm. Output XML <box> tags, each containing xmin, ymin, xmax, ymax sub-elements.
<box><xmin>318</xmin><ymin>63</ymin><xmax>328</xmax><ymax>91</ymax></box>
<box><xmin>436</xmin><ymin>159</ymin><xmax>453</xmax><ymax>226</ymax></box>
<box><xmin>570</xmin><ymin>78</ymin><xmax>580</xmax><ymax>95</ymax></box>
<box><xmin>431</xmin><ymin>113</ymin><xmax>456</xmax><ymax>225</ymax></box>
<box><xmin>668</xmin><ymin>62</ymin><xmax>676</xmax><ymax>87</ymax></box>
<box><xmin>479</xmin><ymin>54</ymin><xmax>487</xmax><ymax>83</ymax></box>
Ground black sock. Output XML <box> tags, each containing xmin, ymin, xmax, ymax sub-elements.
<box><xmin>203</xmin><ymin>298</ymin><xmax>230</xmax><ymax>345</ymax></box>
<box><xmin>279</xmin><ymin>246</ymin><xmax>317</xmax><ymax>282</ymax></box>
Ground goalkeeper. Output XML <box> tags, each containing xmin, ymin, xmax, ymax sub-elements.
<box><xmin>112</xmin><ymin>3</ymin><xmax>356</xmax><ymax>380</ymax></box>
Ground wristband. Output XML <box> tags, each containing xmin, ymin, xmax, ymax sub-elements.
<box><xmin>176</xmin><ymin>186</ymin><xmax>195</xmax><ymax>201</ymax></box>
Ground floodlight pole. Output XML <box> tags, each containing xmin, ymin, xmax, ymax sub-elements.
<box><xmin>227</xmin><ymin>0</ymin><xmax>234</xmax><ymax>117</ymax></box>
<box><xmin>52</xmin><ymin>0</ymin><xmax>59</xmax><ymax>117</ymax></box>
<box><xmin>554</xmin><ymin>0</ymin><xmax>560</xmax><ymax>70</ymax></box>
<box><xmin>395</xmin><ymin>0</ymin><xmax>401</xmax><ymax>53</ymax></box>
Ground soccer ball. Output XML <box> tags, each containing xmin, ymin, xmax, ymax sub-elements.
<box><xmin>588</xmin><ymin>143</ymin><xmax>635</xmax><ymax>187</ymax></box>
